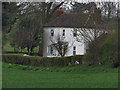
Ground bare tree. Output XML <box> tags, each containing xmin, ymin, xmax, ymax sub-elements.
<box><xmin>74</xmin><ymin>25</ymin><xmax>110</xmax><ymax>47</ymax></box>
<box><xmin>74</xmin><ymin>4</ymin><xmax>113</xmax><ymax>47</ymax></box>
<box><xmin>74</xmin><ymin>23</ymin><xmax>109</xmax><ymax>65</ymax></box>
<box><xmin>50</xmin><ymin>34</ymin><xmax>74</xmax><ymax>57</ymax></box>
<box><xmin>97</xmin><ymin>2</ymin><xmax>120</xmax><ymax>18</ymax></box>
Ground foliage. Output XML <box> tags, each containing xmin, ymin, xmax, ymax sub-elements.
<box><xmin>100</xmin><ymin>31</ymin><xmax>118</xmax><ymax>67</ymax></box>
<box><xmin>2</xmin><ymin>54</ymin><xmax>83</xmax><ymax>67</ymax></box>
<box><xmin>10</xmin><ymin>15</ymin><xmax>41</xmax><ymax>54</ymax></box>
<box><xmin>2</xmin><ymin>2</ymin><xmax>64</xmax><ymax>55</ymax></box>
<box><xmin>83</xmin><ymin>33</ymin><xmax>108</xmax><ymax>65</ymax></box>
<box><xmin>2</xmin><ymin>2</ymin><xmax>19</xmax><ymax>34</ymax></box>
<box><xmin>2</xmin><ymin>2</ymin><xmax>19</xmax><ymax>49</ymax></box>
<box><xmin>73</xmin><ymin>2</ymin><xmax>118</xmax><ymax>66</ymax></box>
<box><xmin>83</xmin><ymin>30</ymin><xmax>118</xmax><ymax>67</ymax></box>
<box><xmin>4</xmin><ymin>40</ymin><xmax>39</xmax><ymax>53</ymax></box>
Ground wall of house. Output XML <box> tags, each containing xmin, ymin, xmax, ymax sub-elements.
<box><xmin>43</xmin><ymin>27</ymin><xmax>86</xmax><ymax>57</ymax></box>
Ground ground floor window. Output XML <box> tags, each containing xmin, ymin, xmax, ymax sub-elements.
<box><xmin>50</xmin><ymin>47</ymin><xmax>53</xmax><ymax>55</ymax></box>
<box><xmin>47</xmin><ymin>46</ymin><xmax>56</xmax><ymax>56</ymax></box>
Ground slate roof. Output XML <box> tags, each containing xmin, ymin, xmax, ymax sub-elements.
<box><xmin>44</xmin><ymin>13</ymin><xmax>96</xmax><ymax>28</ymax></box>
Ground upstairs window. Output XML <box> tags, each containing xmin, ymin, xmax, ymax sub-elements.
<box><xmin>63</xmin><ymin>29</ymin><xmax>65</xmax><ymax>36</ymax></box>
<box><xmin>51</xmin><ymin>29</ymin><xmax>54</xmax><ymax>36</ymax></box>
<box><xmin>73</xmin><ymin>46</ymin><xmax>76</xmax><ymax>55</ymax></box>
<box><xmin>73</xmin><ymin>46</ymin><xmax>76</xmax><ymax>50</ymax></box>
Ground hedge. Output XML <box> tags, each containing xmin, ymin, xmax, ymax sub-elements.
<box><xmin>2</xmin><ymin>54</ymin><xmax>83</xmax><ymax>67</ymax></box>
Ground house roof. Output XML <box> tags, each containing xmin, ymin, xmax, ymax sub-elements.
<box><xmin>44</xmin><ymin>13</ymin><xmax>96</xmax><ymax>28</ymax></box>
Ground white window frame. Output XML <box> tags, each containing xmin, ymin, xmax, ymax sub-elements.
<box><xmin>73</xmin><ymin>30</ymin><xmax>77</xmax><ymax>37</ymax></box>
<box><xmin>47</xmin><ymin>46</ymin><xmax>56</xmax><ymax>56</ymax></box>
<box><xmin>73</xmin><ymin>46</ymin><xmax>76</xmax><ymax>55</ymax></box>
<box><xmin>63</xmin><ymin>29</ymin><xmax>65</xmax><ymax>36</ymax></box>
<box><xmin>51</xmin><ymin>29</ymin><xmax>54</xmax><ymax>36</ymax></box>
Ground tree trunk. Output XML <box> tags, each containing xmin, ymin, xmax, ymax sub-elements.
<box><xmin>38</xmin><ymin>28</ymin><xmax>43</xmax><ymax>56</ymax></box>
<box><xmin>27</xmin><ymin>47</ymin><xmax>30</xmax><ymax>55</ymax></box>
<box><xmin>30</xmin><ymin>47</ymin><xmax>34</xmax><ymax>55</ymax></box>
<box><xmin>38</xmin><ymin>44</ymin><xmax>43</xmax><ymax>56</ymax></box>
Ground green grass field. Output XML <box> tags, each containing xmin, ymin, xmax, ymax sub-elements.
<box><xmin>2</xmin><ymin>62</ymin><xmax>118</xmax><ymax>88</ymax></box>
<box><xmin>4</xmin><ymin>42</ymin><xmax>39</xmax><ymax>53</ymax></box>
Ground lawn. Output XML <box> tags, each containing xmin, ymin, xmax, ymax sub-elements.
<box><xmin>2</xmin><ymin>62</ymin><xmax>118</xmax><ymax>88</ymax></box>
<box><xmin>4</xmin><ymin>42</ymin><xmax>39</xmax><ymax>53</ymax></box>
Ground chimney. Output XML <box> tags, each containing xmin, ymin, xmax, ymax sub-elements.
<box><xmin>94</xmin><ymin>7</ymin><xmax>101</xmax><ymax>24</ymax></box>
<box><xmin>56</xmin><ymin>7</ymin><xmax>63</xmax><ymax>17</ymax></box>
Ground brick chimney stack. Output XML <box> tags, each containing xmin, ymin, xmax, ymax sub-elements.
<box><xmin>56</xmin><ymin>8</ymin><xmax>63</xmax><ymax>17</ymax></box>
<box><xmin>94</xmin><ymin>7</ymin><xmax>101</xmax><ymax>24</ymax></box>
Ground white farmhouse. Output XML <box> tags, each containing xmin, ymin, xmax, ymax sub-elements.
<box><xmin>43</xmin><ymin>13</ymin><xmax>95</xmax><ymax>57</ymax></box>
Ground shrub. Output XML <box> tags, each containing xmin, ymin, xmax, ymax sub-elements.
<box><xmin>2</xmin><ymin>54</ymin><xmax>83</xmax><ymax>67</ymax></box>
<box><xmin>82</xmin><ymin>32</ymin><xmax>119</xmax><ymax>67</ymax></box>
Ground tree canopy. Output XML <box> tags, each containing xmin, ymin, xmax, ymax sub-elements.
<box><xmin>10</xmin><ymin>15</ymin><xmax>41</xmax><ymax>54</ymax></box>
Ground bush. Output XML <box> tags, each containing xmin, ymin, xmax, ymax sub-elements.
<box><xmin>82</xmin><ymin>31</ymin><xmax>119</xmax><ymax>67</ymax></box>
<box><xmin>2</xmin><ymin>54</ymin><xmax>83</xmax><ymax>67</ymax></box>
<box><xmin>100</xmin><ymin>31</ymin><xmax>118</xmax><ymax>66</ymax></box>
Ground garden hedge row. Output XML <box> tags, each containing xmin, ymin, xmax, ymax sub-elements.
<box><xmin>2</xmin><ymin>54</ymin><xmax>83</xmax><ymax>67</ymax></box>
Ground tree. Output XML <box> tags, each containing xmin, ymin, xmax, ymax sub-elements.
<box><xmin>71</xmin><ymin>2</ymin><xmax>119</xmax><ymax>19</ymax></box>
<box><xmin>2</xmin><ymin>2</ymin><xmax>20</xmax><ymax>50</ymax></box>
<box><xmin>10</xmin><ymin>15</ymin><xmax>41</xmax><ymax>55</ymax></box>
<box><xmin>2</xmin><ymin>2</ymin><xmax>64</xmax><ymax>54</ymax></box>
<box><xmin>2</xmin><ymin>2</ymin><xmax>20</xmax><ymax>34</ymax></box>
<box><xmin>17</xmin><ymin>2</ymin><xmax>64</xmax><ymax>55</ymax></box>
<box><xmin>71</xmin><ymin>2</ymin><xmax>96</xmax><ymax>14</ymax></box>
<box><xmin>98</xmin><ymin>2</ymin><xmax>120</xmax><ymax>18</ymax></box>
<box><xmin>50</xmin><ymin>34</ymin><xmax>74</xmax><ymax>57</ymax></box>
<box><xmin>73</xmin><ymin>3</ymin><xmax>114</xmax><ymax>65</ymax></box>
<box><xmin>74</xmin><ymin>3</ymin><xmax>112</xmax><ymax>47</ymax></box>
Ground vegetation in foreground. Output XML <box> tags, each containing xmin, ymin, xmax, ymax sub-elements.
<box><xmin>2</xmin><ymin>62</ymin><xmax>118</xmax><ymax>88</ymax></box>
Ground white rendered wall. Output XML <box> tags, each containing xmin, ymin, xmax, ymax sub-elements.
<box><xmin>43</xmin><ymin>27</ymin><xmax>86</xmax><ymax>57</ymax></box>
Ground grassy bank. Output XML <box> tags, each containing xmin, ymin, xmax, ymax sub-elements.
<box><xmin>4</xmin><ymin>42</ymin><xmax>39</xmax><ymax>53</ymax></box>
<box><xmin>2</xmin><ymin>62</ymin><xmax>118</xmax><ymax>88</ymax></box>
